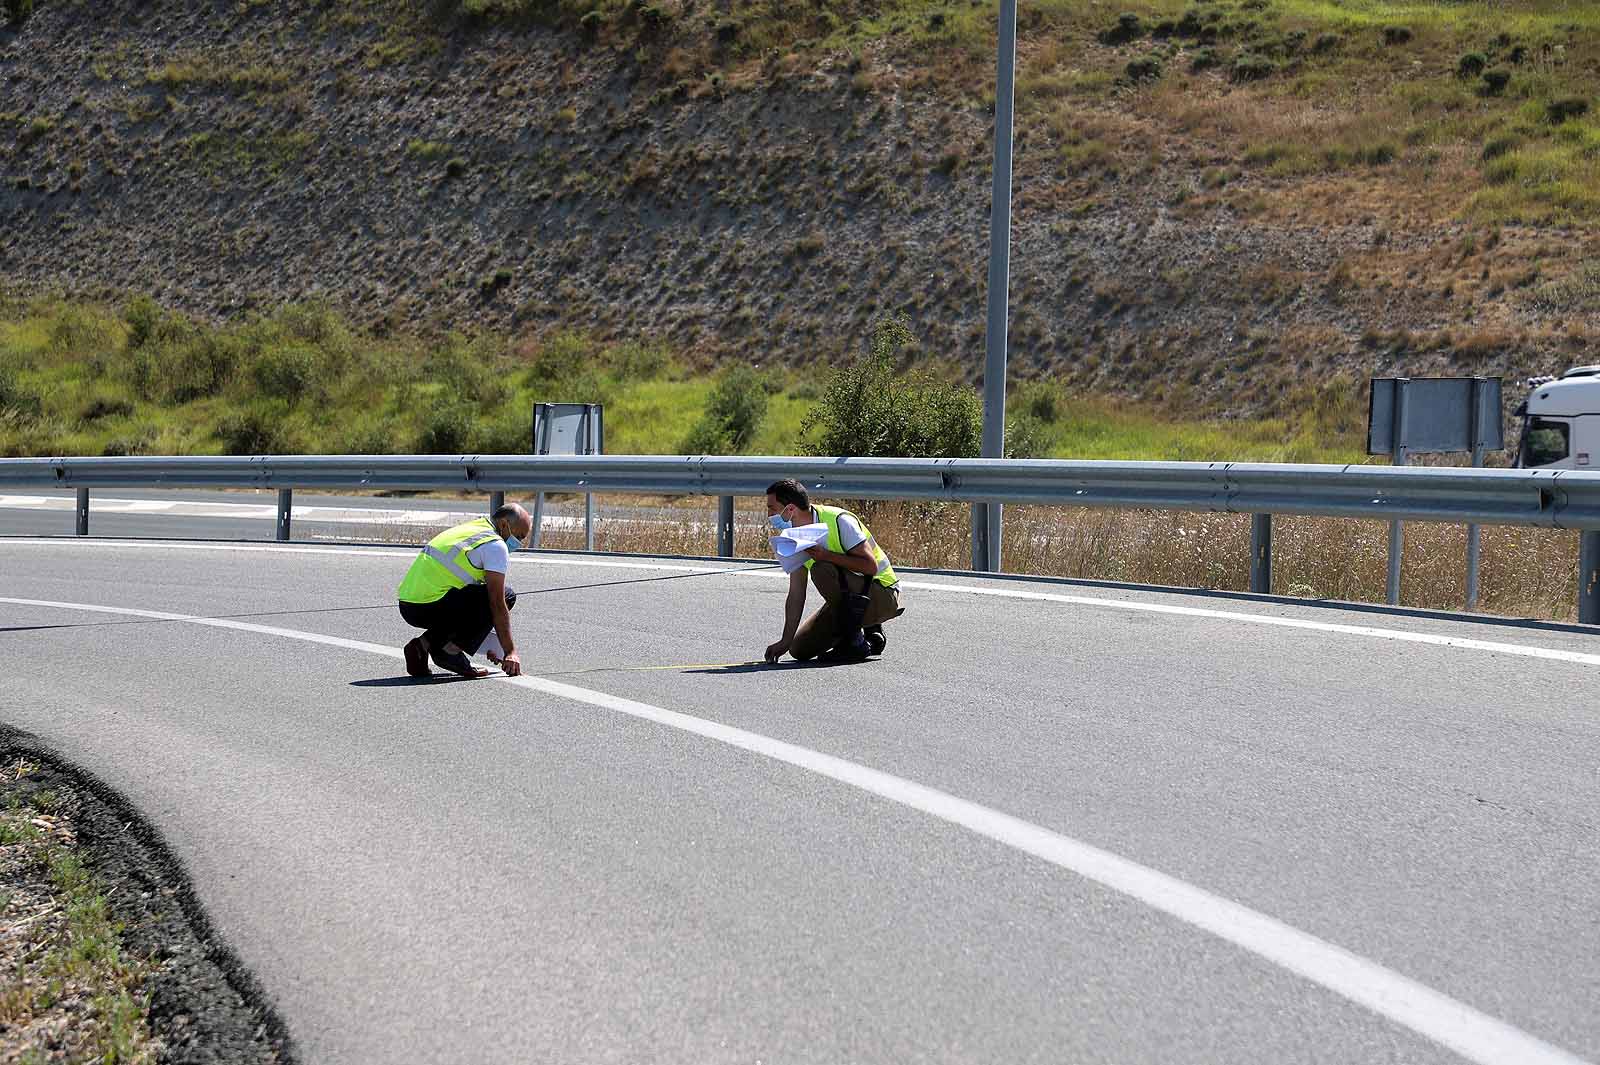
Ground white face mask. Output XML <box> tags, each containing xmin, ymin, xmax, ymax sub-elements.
<box><xmin>505</xmin><ymin>535</ymin><xmax>523</xmax><ymax>552</ymax></box>
<box><xmin>768</xmin><ymin>511</ymin><xmax>792</xmax><ymax>532</ymax></box>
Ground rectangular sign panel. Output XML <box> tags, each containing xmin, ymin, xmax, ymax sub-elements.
<box><xmin>1368</xmin><ymin>377</ymin><xmax>1503</xmax><ymax>456</ymax></box>
<box><xmin>532</xmin><ymin>403</ymin><xmax>603</xmax><ymax>457</ymax></box>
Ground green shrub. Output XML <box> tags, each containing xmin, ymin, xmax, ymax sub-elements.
<box><xmin>102</xmin><ymin>427</ymin><xmax>157</xmax><ymax>457</ymax></box>
<box><xmin>1457</xmin><ymin>52</ymin><xmax>1488</xmax><ymax>79</ymax></box>
<box><xmin>681</xmin><ymin>364</ymin><xmax>768</xmax><ymax>454</ymax></box>
<box><xmin>1125</xmin><ymin>55</ymin><xmax>1163</xmax><ymax>83</ymax></box>
<box><xmin>217</xmin><ymin>406</ymin><xmax>293</xmax><ymax>455</ymax></box>
<box><xmin>1025</xmin><ymin>386</ymin><xmax>1061</xmax><ymax>423</ymax></box>
<box><xmin>479</xmin><ymin>269</ymin><xmax>513</xmax><ymax>299</ymax></box>
<box><xmin>472</xmin><ymin>406</ymin><xmax>531</xmax><ymax>453</ymax></box>
<box><xmin>124</xmin><ymin>295</ymin><xmax>178</xmax><ymax>350</ymax></box>
<box><xmin>1381</xmin><ymin>25</ymin><xmax>1412</xmax><ymax>46</ymax></box>
<box><xmin>1547</xmin><ymin>97</ymin><xmax>1589</xmax><ymax>124</ymax></box>
<box><xmin>1004</xmin><ymin>413</ymin><xmax>1050</xmax><ymax>459</ymax></box>
<box><xmin>806</xmin><ymin>316</ymin><xmax>982</xmax><ymax>459</ymax></box>
<box><xmin>80</xmin><ymin>394</ymin><xmax>135</xmax><ymax>422</ymax></box>
<box><xmin>523</xmin><ymin>330</ymin><xmax>597</xmax><ymax>387</ymax></box>
<box><xmin>251</xmin><ymin>346</ymin><xmax>321</xmax><ymax>402</ymax></box>
<box><xmin>1231</xmin><ymin>53</ymin><xmax>1276</xmax><ymax>82</ymax></box>
<box><xmin>1480</xmin><ymin>69</ymin><xmax>1511</xmax><ymax>96</ymax></box>
<box><xmin>49</xmin><ymin>305</ymin><xmax>120</xmax><ymax>357</ymax></box>
<box><xmin>423</xmin><ymin>336</ymin><xmax>510</xmax><ymax>407</ymax></box>
<box><xmin>131</xmin><ymin>333</ymin><xmax>241</xmax><ymax>404</ymax></box>
<box><xmin>0</xmin><ymin>366</ymin><xmax>41</xmax><ymax>421</ymax></box>
<box><xmin>1101</xmin><ymin>12</ymin><xmax>1144</xmax><ymax>45</ymax></box>
<box><xmin>610</xmin><ymin>340</ymin><xmax>669</xmax><ymax>380</ymax></box>
<box><xmin>1190</xmin><ymin>46</ymin><xmax>1221</xmax><ymax>72</ymax></box>
<box><xmin>1482</xmin><ymin>134</ymin><xmax>1520</xmax><ymax>160</ymax></box>
<box><xmin>417</xmin><ymin>398</ymin><xmax>476</xmax><ymax>453</ymax></box>
<box><xmin>4</xmin><ymin>0</ymin><xmax>34</xmax><ymax>27</ymax></box>
<box><xmin>1310</xmin><ymin>33</ymin><xmax>1341</xmax><ymax>54</ymax></box>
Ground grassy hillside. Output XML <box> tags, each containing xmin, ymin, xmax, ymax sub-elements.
<box><xmin>0</xmin><ymin>294</ymin><xmax>1368</xmax><ymax>461</ymax></box>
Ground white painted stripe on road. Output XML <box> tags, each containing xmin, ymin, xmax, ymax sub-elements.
<box><xmin>0</xmin><ymin>592</ymin><xmax>1589</xmax><ymax>1065</ymax></box>
<box><xmin>7</xmin><ymin>538</ymin><xmax>1600</xmax><ymax>669</ymax></box>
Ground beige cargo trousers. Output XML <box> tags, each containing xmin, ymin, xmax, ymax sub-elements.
<box><xmin>789</xmin><ymin>561</ymin><xmax>905</xmax><ymax>662</ymax></box>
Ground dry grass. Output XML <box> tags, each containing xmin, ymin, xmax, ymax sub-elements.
<box><xmin>854</xmin><ymin>501</ymin><xmax>1580</xmax><ymax>620</ymax></box>
<box><xmin>334</xmin><ymin>494</ymin><xmax>1582</xmax><ymax>621</ymax></box>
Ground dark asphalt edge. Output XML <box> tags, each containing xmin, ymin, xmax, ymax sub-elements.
<box><xmin>0</xmin><ymin>721</ymin><xmax>299</xmax><ymax>1065</ymax></box>
<box><xmin>6</xmin><ymin>532</ymin><xmax>1599</xmax><ymax>638</ymax></box>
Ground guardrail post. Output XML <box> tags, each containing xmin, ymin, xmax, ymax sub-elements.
<box><xmin>717</xmin><ymin>496</ymin><xmax>735</xmax><ymax>557</ymax></box>
<box><xmin>276</xmin><ymin>488</ymin><xmax>292</xmax><ymax>542</ymax></box>
<box><xmin>75</xmin><ymin>487</ymin><xmax>89</xmax><ymax>536</ymax></box>
<box><xmin>971</xmin><ymin>504</ymin><xmax>990</xmax><ymax>572</ymax></box>
<box><xmin>1249</xmin><ymin>513</ymin><xmax>1272</xmax><ymax>594</ymax></box>
<box><xmin>584</xmin><ymin>492</ymin><xmax>595</xmax><ymax>551</ymax></box>
<box><xmin>1580</xmin><ymin>531</ymin><xmax>1600</xmax><ymax>625</ymax></box>
<box><xmin>489</xmin><ymin>490</ymin><xmax>504</xmax><ymax>515</ymax></box>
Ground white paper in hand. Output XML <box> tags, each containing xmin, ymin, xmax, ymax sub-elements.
<box><xmin>770</xmin><ymin>522</ymin><xmax>829</xmax><ymax>574</ymax></box>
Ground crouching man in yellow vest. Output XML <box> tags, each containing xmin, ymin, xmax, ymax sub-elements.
<box><xmin>396</xmin><ymin>503</ymin><xmax>533</xmax><ymax>679</ymax></box>
<box><xmin>763</xmin><ymin>478</ymin><xmax>905</xmax><ymax>664</ymax></box>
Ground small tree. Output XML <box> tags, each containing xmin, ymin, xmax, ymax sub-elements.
<box><xmin>806</xmin><ymin>316</ymin><xmax>982</xmax><ymax>459</ymax></box>
<box><xmin>682</xmin><ymin>364</ymin><xmax>769</xmax><ymax>453</ymax></box>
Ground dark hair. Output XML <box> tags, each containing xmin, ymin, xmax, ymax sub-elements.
<box><xmin>766</xmin><ymin>478</ymin><xmax>809</xmax><ymax>509</ymax></box>
<box><xmin>491</xmin><ymin>503</ymin><xmax>521</xmax><ymax>525</ymax></box>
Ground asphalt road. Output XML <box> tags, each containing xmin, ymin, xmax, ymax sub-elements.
<box><xmin>2</xmin><ymin>538</ymin><xmax>1597</xmax><ymax>1065</ymax></box>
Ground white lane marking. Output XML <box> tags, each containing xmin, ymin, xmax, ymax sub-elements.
<box><xmin>1</xmin><ymin>593</ymin><xmax>1589</xmax><ymax>1065</ymax></box>
<box><xmin>6</xmin><ymin>538</ymin><xmax>1600</xmax><ymax>669</ymax></box>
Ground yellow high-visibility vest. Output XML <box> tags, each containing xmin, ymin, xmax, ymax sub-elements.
<box><xmin>396</xmin><ymin>518</ymin><xmax>502</xmax><ymax>604</ymax></box>
<box><xmin>803</xmin><ymin>504</ymin><xmax>898</xmax><ymax>588</ymax></box>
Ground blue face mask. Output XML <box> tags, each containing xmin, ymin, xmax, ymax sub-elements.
<box><xmin>768</xmin><ymin>513</ymin><xmax>791</xmax><ymax>532</ymax></box>
<box><xmin>505</xmin><ymin>535</ymin><xmax>523</xmax><ymax>552</ymax></box>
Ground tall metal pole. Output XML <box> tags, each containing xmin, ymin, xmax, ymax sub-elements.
<box><xmin>974</xmin><ymin>0</ymin><xmax>1018</xmax><ymax>574</ymax></box>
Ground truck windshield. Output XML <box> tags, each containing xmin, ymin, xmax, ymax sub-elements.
<box><xmin>1522</xmin><ymin>418</ymin><xmax>1571</xmax><ymax>467</ymax></box>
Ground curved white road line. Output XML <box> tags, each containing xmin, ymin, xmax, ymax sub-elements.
<box><xmin>9</xmin><ymin>538</ymin><xmax>1600</xmax><ymax>668</ymax></box>
<box><xmin>1</xmin><ymin>592</ymin><xmax>1591</xmax><ymax>1065</ymax></box>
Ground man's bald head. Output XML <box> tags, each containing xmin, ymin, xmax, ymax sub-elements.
<box><xmin>492</xmin><ymin>502</ymin><xmax>533</xmax><ymax>544</ymax></box>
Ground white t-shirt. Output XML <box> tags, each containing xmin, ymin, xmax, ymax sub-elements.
<box><xmin>826</xmin><ymin>510</ymin><xmax>887</xmax><ymax>575</ymax></box>
<box><xmin>832</xmin><ymin>511</ymin><xmax>868</xmax><ymax>552</ymax></box>
<box><xmin>466</xmin><ymin>536</ymin><xmax>509</xmax><ymax>576</ymax></box>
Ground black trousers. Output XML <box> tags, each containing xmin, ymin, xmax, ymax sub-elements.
<box><xmin>398</xmin><ymin>584</ymin><xmax>516</xmax><ymax>654</ymax></box>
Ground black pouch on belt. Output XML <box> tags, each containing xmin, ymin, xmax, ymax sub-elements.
<box><xmin>832</xmin><ymin>568</ymin><xmax>872</xmax><ymax>650</ymax></box>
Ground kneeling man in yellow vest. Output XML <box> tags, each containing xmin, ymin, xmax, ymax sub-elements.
<box><xmin>396</xmin><ymin>503</ymin><xmax>533</xmax><ymax>679</ymax></box>
<box><xmin>763</xmin><ymin>478</ymin><xmax>905</xmax><ymax>664</ymax></box>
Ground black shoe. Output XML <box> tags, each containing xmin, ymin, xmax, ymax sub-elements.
<box><xmin>428</xmin><ymin>644</ymin><xmax>486</xmax><ymax>678</ymax></box>
<box><xmin>404</xmin><ymin>637</ymin><xmax>432</xmax><ymax>677</ymax></box>
<box><xmin>864</xmin><ymin>625</ymin><xmax>886</xmax><ymax>656</ymax></box>
<box><xmin>819</xmin><ymin>635</ymin><xmax>872</xmax><ymax>664</ymax></box>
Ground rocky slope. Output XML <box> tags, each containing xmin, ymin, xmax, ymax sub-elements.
<box><xmin>2</xmin><ymin>0</ymin><xmax>1594</xmax><ymax>416</ymax></box>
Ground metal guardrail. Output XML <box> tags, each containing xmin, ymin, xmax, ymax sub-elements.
<box><xmin>4</xmin><ymin>454</ymin><xmax>1600</xmax><ymax>621</ymax></box>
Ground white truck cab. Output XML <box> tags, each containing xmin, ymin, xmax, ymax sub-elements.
<box><xmin>1516</xmin><ymin>366</ymin><xmax>1600</xmax><ymax>469</ymax></box>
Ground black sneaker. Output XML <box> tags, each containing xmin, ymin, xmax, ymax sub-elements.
<box><xmin>864</xmin><ymin>626</ymin><xmax>886</xmax><ymax>656</ymax></box>
<box><xmin>429</xmin><ymin>644</ymin><xmax>487</xmax><ymax>678</ymax></box>
<box><xmin>819</xmin><ymin>635</ymin><xmax>872</xmax><ymax>664</ymax></box>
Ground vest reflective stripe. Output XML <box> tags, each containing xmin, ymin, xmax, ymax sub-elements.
<box><xmin>803</xmin><ymin>504</ymin><xmax>898</xmax><ymax>588</ymax></box>
<box><xmin>397</xmin><ymin>518</ymin><xmax>499</xmax><ymax>604</ymax></box>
